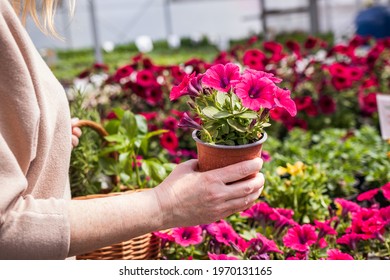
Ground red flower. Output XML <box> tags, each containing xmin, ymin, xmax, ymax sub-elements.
<box><xmin>285</xmin><ymin>40</ymin><xmax>301</xmax><ymax>59</ymax></box>
<box><xmin>202</xmin><ymin>63</ymin><xmax>240</xmax><ymax>92</ymax></box>
<box><xmin>145</xmin><ymin>86</ymin><xmax>163</xmax><ymax>106</ymax></box>
<box><xmin>326</xmin><ymin>249</ymin><xmax>354</xmax><ymax>260</ymax></box>
<box><xmin>305</xmin><ymin>103</ymin><xmax>319</xmax><ymax>117</ymax></box>
<box><xmin>113</xmin><ymin>65</ymin><xmax>134</xmax><ymax>83</ymax></box>
<box><xmin>163</xmin><ymin>116</ymin><xmax>178</xmax><ymax>131</ymax></box>
<box><xmin>357</xmin><ymin>188</ymin><xmax>380</xmax><ymax>201</ymax></box>
<box><xmin>294</xmin><ymin>96</ymin><xmax>313</xmax><ymax>111</ymax></box>
<box><xmin>304</xmin><ymin>36</ymin><xmax>319</xmax><ymax>50</ymax></box>
<box><xmin>358</xmin><ymin>92</ymin><xmax>377</xmax><ymax>115</ymax></box>
<box><xmin>263</xmin><ymin>41</ymin><xmax>285</xmax><ymax>62</ymax></box>
<box><xmin>160</xmin><ymin>131</ymin><xmax>179</xmax><ymax>152</ymax></box>
<box><xmin>318</xmin><ymin>95</ymin><xmax>336</xmax><ymax>115</ymax></box>
<box><xmin>136</xmin><ymin>69</ymin><xmax>157</xmax><ymax>88</ymax></box>
<box><xmin>243</xmin><ymin>49</ymin><xmax>266</xmax><ymax>71</ymax></box>
<box><xmin>283</xmin><ymin>224</ymin><xmax>318</xmax><ymax>252</ymax></box>
<box><xmin>172</xmin><ymin>226</ymin><xmax>203</xmax><ymax>247</ymax></box>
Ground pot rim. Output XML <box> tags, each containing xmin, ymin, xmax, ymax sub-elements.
<box><xmin>192</xmin><ymin>130</ymin><xmax>267</xmax><ymax>150</ymax></box>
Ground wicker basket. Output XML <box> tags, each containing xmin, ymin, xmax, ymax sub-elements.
<box><xmin>72</xmin><ymin>120</ymin><xmax>166</xmax><ymax>260</ymax></box>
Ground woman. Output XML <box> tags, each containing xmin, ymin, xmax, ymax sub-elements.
<box><xmin>0</xmin><ymin>0</ymin><xmax>264</xmax><ymax>259</ymax></box>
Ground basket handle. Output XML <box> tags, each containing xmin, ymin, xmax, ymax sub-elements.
<box><xmin>73</xmin><ymin>119</ymin><xmax>120</xmax><ymax>188</ymax></box>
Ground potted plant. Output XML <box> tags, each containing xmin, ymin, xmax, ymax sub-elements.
<box><xmin>169</xmin><ymin>63</ymin><xmax>297</xmax><ymax>173</ymax></box>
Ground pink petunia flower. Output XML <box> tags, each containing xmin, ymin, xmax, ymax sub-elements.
<box><xmin>241</xmin><ymin>202</ymin><xmax>275</xmax><ymax>222</ymax></box>
<box><xmin>234</xmin><ymin>72</ymin><xmax>275</xmax><ymax>111</ymax></box>
<box><xmin>381</xmin><ymin>182</ymin><xmax>390</xmax><ymax>200</ymax></box>
<box><xmin>207</xmin><ymin>220</ymin><xmax>247</xmax><ymax>252</ymax></box>
<box><xmin>273</xmin><ymin>87</ymin><xmax>297</xmax><ymax>117</ymax></box>
<box><xmin>326</xmin><ymin>249</ymin><xmax>354</xmax><ymax>260</ymax></box>
<box><xmin>334</xmin><ymin>198</ymin><xmax>361</xmax><ymax>217</ymax></box>
<box><xmin>202</xmin><ymin>63</ymin><xmax>240</xmax><ymax>92</ymax></box>
<box><xmin>160</xmin><ymin>131</ymin><xmax>179</xmax><ymax>152</ymax></box>
<box><xmin>314</xmin><ymin>220</ymin><xmax>337</xmax><ymax>239</ymax></box>
<box><xmin>171</xmin><ymin>226</ymin><xmax>203</xmax><ymax>247</ymax></box>
<box><xmin>247</xmin><ymin>233</ymin><xmax>283</xmax><ymax>258</ymax></box>
<box><xmin>208</xmin><ymin>253</ymin><xmax>239</xmax><ymax>260</ymax></box>
<box><xmin>337</xmin><ymin>233</ymin><xmax>371</xmax><ymax>250</ymax></box>
<box><xmin>283</xmin><ymin>224</ymin><xmax>318</xmax><ymax>252</ymax></box>
<box><xmin>357</xmin><ymin>188</ymin><xmax>380</xmax><ymax>201</ymax></box>
<box><xmin>170</xmin><ymin>72</ymin><xmax>199</xmax><ymax>101</ymax></box>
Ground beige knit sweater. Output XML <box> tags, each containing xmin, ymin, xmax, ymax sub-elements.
<box><xmin>0</xmin><ymin>0</ymin><xmax>72</xmax><ymax>259</ymax></box>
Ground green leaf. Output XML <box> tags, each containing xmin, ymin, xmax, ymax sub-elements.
<box><xmin>227</xmin><ymin>119</ymin><xmax>247</xmax><ymax>133</ymax></box>
<box><xmin>216</xmin><ymin>92</ymin><xmax>228</xmax><ymax>107</ymax></box>
<box><xmin>214</xmin><ymin>111</ymin><xmax>231</xmax><ymax>119</ymax></box>
<box><xmin>238</xmin><ymin>111</ymin><xmax>258</xmax><ymax>119</ymax></box>
<box><xmin>121</xmin><ymin>111</ymin><xmax>137</xmax><ymax>139</ymax></box>
<box><xmin>140</xmin><ymin>129</ymin><xmax>169</xmax><ymax>154</ymax></box>
<box><xmin>142</xmin><ymin>160</ymin><xmax>167</xmax><ymax>183</ymax></box>
<box><xmin>104</xmin><ymin>134</ymin><xmax>126</xmax><ymax>143</ymax></box>
<box><xmin>104</xmin><ymin>120</ymin><xmax>121</xmax><ymax>135</ymax></box>
<box><xmin>98</xmin><ymin>157</ymin><xmax>117</xmax><ymax>175</ymax></box>
<box><xmin>135</xmin><ymin>115</ymin><xmax>148</xmax><ymax>134</ymax></box>
<box><xmin>202</xmin><ymin>106</ymin><xmax>220</xmax><ymax>119</ymax></box>
<box><xmin>112</xmin><ymin>107</ymin><xmax>125</xmax><ymax>120</ymax></box>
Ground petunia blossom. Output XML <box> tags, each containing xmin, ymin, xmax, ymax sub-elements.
<box><xmin>171</xmin><ymin>226</ymin><xmax>203</xmax><ymax>247</ymax></box>
<box><xmin>234</xmin><ymin>72</ymin><xmax>275</xmax><ymax>111</ymax></box>
<box><xmin>283</xmin><ymin>224</ymin><xmax>318</xmax><ymax>252</ymax></box>
<box><xmin>273</xmin><ymin>87</ymin><xmax>297</xmax><ymax>117</ymax></box>
<box><xmin>208</xmin><ymin>253</ymin><xmax>239</xmax><ymax>260</ymax></box>
<box><xmin>381</xmin><ymin>182</ymin><xmax>390</xmax><ymax>200</ymax></box>
<box><xmin>202</xmin><ymin>63</ymin><xmax>240</xmax><ymax>92</ymax></box>
<box><xmin>357</xmin><ymin>188</ymin><xmax>380</xmax><ymax>201</ymax></box>
<box><xmin>326</xmin><ymin>249</ymin><xmax>354</xmax><ymax>260</ymax></box>
<box><xmin>246</xmin><ymin>233</ymin><xmax>283</xmax><ymax>259</ymax></box>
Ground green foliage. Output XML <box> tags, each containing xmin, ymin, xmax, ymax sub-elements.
<box><xmin>264</xmin><ymin>162</ymin><xmax>331</xmax><ymax>223</ymax></box>
<box><xmin>69</xmin><ymin>90</ymin><xmax>104</xmax><ymax>197</ymax></box>
<box><xmin>99</xmin><ymin>107</ymin><xmax>175</xmax><ymax>190</ymax></box>
<box><xmin>195</xmin><ymin>91</ymin><xmax>269</xmax><ymax>145</ymax></box>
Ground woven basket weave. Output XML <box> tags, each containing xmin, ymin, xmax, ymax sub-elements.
<box><xmin>72</xmin><ymin>120</ymin><xmax>166</xmax><ymax>260</ymax></box>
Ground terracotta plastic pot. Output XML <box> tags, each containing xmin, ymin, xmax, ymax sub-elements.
<box><xmin>192</xmin><ymin>130</ymin><xmax>267</xmax><ymax>181</ymax></box>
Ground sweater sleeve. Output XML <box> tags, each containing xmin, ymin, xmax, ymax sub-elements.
<box><xmin>0</xmin><ymin>0</ymin><xmax>70</xmax><ymax>259</ymax></box>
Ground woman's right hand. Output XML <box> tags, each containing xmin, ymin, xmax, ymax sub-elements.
<box><xmin>153</xmin><ymin>157</ymin><xmax>264</xmax><ymax>229</ymax></box>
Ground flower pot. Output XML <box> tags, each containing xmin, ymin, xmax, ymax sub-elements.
<box><xmin>192</xmin><ymin>130</ymin><xmax>267</xmax><ymax>181</ymax></box>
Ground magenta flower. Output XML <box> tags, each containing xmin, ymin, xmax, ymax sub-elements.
<box><xmin>171</xmin><ymin>226</ymin><xmax>203</xmax><ymax>247</ymax></box>
<box><xmin>273</xmin><ymin>87</ymin><xmax>297</xmax><ymax>116</ymax></box>
<box><xmin>351</xmin><ymin>208</ymin><xmax>386</xmax><ymax>236</ymax></box>
<box><xmin>208</xmin><ymin>253</ymin><xmax>239</xmax><ymax>260</ymax></box>
<box><xmin>337</xmin><ymin>233</ymin><xmax>371</xmax><ymax>250</ymax></box>
<box><xmin>234</xmin><ymin>71</ymin><xmax>275</xmax><ymax>111</ymax></box>
<box><xmin>243</xmin><ymin>68</ymin><xmax>282</xmax><ymax>84</ymax></box>
<box><xmin>334</xmin><ymin>198</ymin><xmax>361</xmax><ymax>217</ymax></box>
<box><xmin>381</xmin><ymin>182</ymin><xmax>390</xmax><ymax>200</ymax></box>
<box><xmin>314</xmin><ymin>220</ymin><xmax>338</xmax><ymax>239</ymax></box>
<box><xmin>357</xmin><ymin>188</ymin><xmax>380</xmax><ymax>201</ymax></box>
<box><xmin>283</xmin><ymin>224</ymin><xmax>318</xmax><ymax>252</ymax></box>
<box><xmin>241</xmin><ymin>202</ymin><xmax>275</xmax><ymax>222</ymax></box>
<box><xmin>246</xmin><ymin>233</ymin><xmax>283</xmax><ymax>259</ymax></box>
<box><xmin>207</xmin><ymin>220</ymin><xmax>247</xmax><ymax>252</ymax></box>
<box><xmin>170</xmin><ymin>72</ymin><xmax>200</xmax><ymax>101</ymax></box>
<box><xmin>178</xmin><ymin>112</ymin><xmax>202</xmax><ymax>131</ymax></box>
<box><xmin>202</xmin><ymin>63</ymin><xmax>240</xmax><ymax>92</ymax></box>
<box><xmin>326</xmin><ymin>249</ymin><xmax>354</xmax><ymax>260</ymax></box>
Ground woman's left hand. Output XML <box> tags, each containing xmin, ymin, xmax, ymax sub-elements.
<box><xmin>71</xmin><ymin>118</ymin><xmax>82</xmax><ymax>148</ymax></box>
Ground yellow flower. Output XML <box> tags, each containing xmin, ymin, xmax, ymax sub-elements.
<box><xmin>387</xmin><ymin>151</ymin><xmax>390</xmax><ymax>159</ymax></box>
<box><xmin>276</xmin><ymin>161</ymin><xmax>305</xmax><ymax>176</ymax></box>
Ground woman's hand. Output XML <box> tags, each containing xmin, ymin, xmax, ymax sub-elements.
<box><xmin>71</xmin><ymin>118</ymin><xmax>82</xmax><ymax>148</ymax></box>
<box><xmin>153</xmin><ymin>157</ymin><xmax>264</xmax><ymax>228</ymax></box>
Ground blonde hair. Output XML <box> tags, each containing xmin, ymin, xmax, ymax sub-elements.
<box><xmin>11</xmin><ymin>0</ymin><xmax>75</xmax><ymax>36</ymax></box>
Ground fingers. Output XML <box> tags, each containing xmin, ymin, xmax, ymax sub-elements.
<box><xmin>220</xmin><ymin>187</ymin><xmax>263</xmax><ymax>218</ymax></box>
<box><xmin>71</xmin><ymin>118</ymin><xmax>82</xmax><ymax>148</ymax></box>
<box><xmin>224</xmin><ymin>172</ymin><xmax>265</xmax><ymax>201</ymax></box>
<box><xmin>208</xmin><ymin>157</ymin><xmax>263</xmax><ymax>184</ymax></box>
